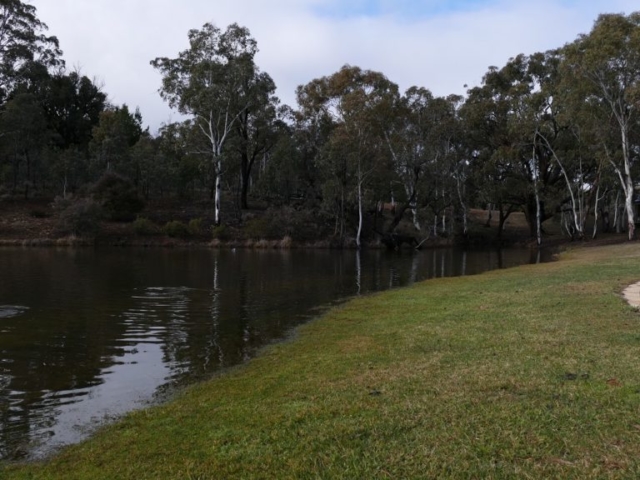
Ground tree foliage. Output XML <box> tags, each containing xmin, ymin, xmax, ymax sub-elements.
<box><xmin>2</xmin><ymin>10</ymin><xmax>640</xmax><ymax>245</ymax></box>
<box><xmin>0</xmin><ymin>0</ymin><xmax>62</xmax><ymax>100</ymax></box>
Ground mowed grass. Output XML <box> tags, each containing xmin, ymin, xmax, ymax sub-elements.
<box><xmin>5</xmin><ymin>243</ymin><xmax>640</xmax><ymax>479</ymax></box>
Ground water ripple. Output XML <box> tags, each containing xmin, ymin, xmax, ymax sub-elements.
<box><xmin>0</xmin><ymin>306</ymin><xmax>29</xmax><ymax>319</ymax></box>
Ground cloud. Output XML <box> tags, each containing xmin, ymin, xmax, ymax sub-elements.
<box><xmin>29</xmin><ymin>0</ymin><xmax>639</xmax><ymax>133</ymax></box>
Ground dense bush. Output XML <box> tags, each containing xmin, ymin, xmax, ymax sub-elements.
<box><xmin>243</xmin><ymin>216</ymin><xmax>271</xmax><ymax>239</ymax></box>
<box><xmin>52</xmin><ymin>195</ymin><xmax>74</xmax><ymax>213</ymax></box>
<box><xmin>163</xmin><ymin>220</ymin><xmax>189</xmax><ymax>238</ymax></box>
<box><xmin>211</xmin><ymin>224</ymin><xmax>230</xmax><ymax>240</ymax></box>
<box><xmin>92</xmin><ymin>172</ymin><xmax>144</xmax><ymax>222</ymax></box>
<box><xmin>243</xmin><ymin>207</ymin><xmax>323</xmax><ymax>241</ymax></box>
<box><xmin>132</xmin><ymin>217</ymin><xmax>160</xmax><ymax>236</ymax></box>
<box><xmin>187</xmin><ymin>218</ymin><xmax>204</xmax><ymax>236</ymax></box>
<box><xmin>57</xmin><ymin>199</ymin><xmax>102</xmax><ymax>236</ymax></box>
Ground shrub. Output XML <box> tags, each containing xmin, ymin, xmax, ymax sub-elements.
<box><xmin>164</xmin><ymin>220</ymin><xmax>189</xmax><ymax>238</ymax></box>
<box><xmin>254</xmin><ymin>239</ymin><xmax>270</xmax><ymax>249</ymax></box>
<box><xmin>133</xmin><ymin>217</ymin><xmax>160</xmax><ymax>236</ymax></box>
<box><xmin>211</xmin><ymin>224</ymin><xmax>230</xmax><ymax>240</ymax></box>
<box><xmin>52</xmin><ymin>195</ymin><xmax>74</xmax><ymax>213</ymax></box>
<box><xmin>92</xmin><ymin>172</ymin><xmax>144</xmax><ymax>222</ymax></box>
<box><xmin>57</xmin><ymin>199</ymin><xmax>102</xmax><ymax>236</ymax></box>
<box><xmin>243</xmin><ymin>207</ymin><xmax>322</xmax><ymax>242</ymax></box>
<box><xmin>243</xmin><ymin>217</ymin><xmax>270</xmax><ymax>239</ymax></box>
<box><xmin>279</xmin><ymin>235</ymin><xmax>293</xmax><ymax>249</ymax></box>
<box><xmin>188</xmin><ymin>218</ymin><xmax>203</xmax><ymax>236</ymax></box>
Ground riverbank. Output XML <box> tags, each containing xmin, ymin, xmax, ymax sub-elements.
<box><xmin>0</xmin><ymin>198</ymin><xmax>544</xmax><ymax>249</ymax></box>
<box><xmin>3</xmin><ymin>243</ymin><xmax>640</xmax><ymax>478</ymax></box>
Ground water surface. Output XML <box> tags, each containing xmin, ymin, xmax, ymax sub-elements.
<box><xmin>0</xmin><ymin>246</ymin><xmax>551</xmax><ymax>460</ymax></box>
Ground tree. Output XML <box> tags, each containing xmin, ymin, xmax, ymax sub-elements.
<box><xmin>385</xmin><ymin>89</ymin><xmax>462</xmax><ymax>236</ymax></box>
<box><xmin>232</xmin><ymin>68</ymin><xmax>279</xmax><ymax>210</ymax></box>
<box><xmin>463</xmin><ymin>53</ymin><xmax>566</xmax><ymax>241</ymax></box>
<box><xmin>0</xmin><ymin>0</ymin><xmax>62</xmax><ymax>101</ymax></box>
<box><xmin>0</xmin><ymin>92</ymin><xmax>49</xmax><ymax>197</ymax></box>
<box><xmin>296</xmin><ymin>65</ymin><xmax>398</xmax><ymax>247</ymax></box>
<box><xmin>151</xmin><ymin>22</ymin><xmax>262</xmax><ymax>226</ymax></box>
<box><xmin>157</xmin><ymin>121</ymin><xmax>204</xmax><ymax>199</ymax></box>
<box><xmin>562</xmin><ymin>12</ymin><xmax>640</xmax><ymax>240</ymax></box>
<box><xmin>42</xmin><ymin>70</ymin><xmax>107</xmax><ymax>150</ymax></box>
<box><xmin>90</xmin><ymin>104</ymin><xmax>144</xmax><ymax>181</ymax></box>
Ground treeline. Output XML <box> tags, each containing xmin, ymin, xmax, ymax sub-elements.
<box><xmin>1</xmin><ymin>1</ymin><xmax>640</xmax><ymax>245</ymax></box>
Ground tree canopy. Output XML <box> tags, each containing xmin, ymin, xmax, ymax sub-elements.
<box><xmin>1</xmin><ymin>4</ymin><xmax>640</xmax><ymax>246</ymax></box>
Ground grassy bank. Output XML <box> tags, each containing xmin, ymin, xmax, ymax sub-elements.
<box><xmin>4</xmin><ymin>243</ymin><xmax>640</xmax><ymax>479</ymax></box>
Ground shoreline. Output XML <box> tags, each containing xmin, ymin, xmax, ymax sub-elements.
<box><xmin>4</xmin><ymin>243</ymin><xmax>640</xmax><ymax>478</ymax></box>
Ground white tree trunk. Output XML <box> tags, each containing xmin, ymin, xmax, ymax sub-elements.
<box><xmin>356</xmin><ymin>178</ymin><xmax>363</xmax><ymax>249</ymax></box>
<box><xmin>592</xmin><ymin>183</ymin><xmax>601</xmax><ymax>239</ymax></box>
<box><xmin>355</xmin><ymin>250</ymin><xmax>361</xmax><ymax>295</ymax></box>
<box><xmin>456</xmin><ymin>173</ymin><xmax>467</xmax><ymax>235</ymax></box>
<box><xmin>613</xmin><ymin>191</ymin><xmax>621</xmax><ymax>233</ymax></box>
<box><xmin>537</xmin><ymin>131</ymin><xmax>583</xmax><ymax>237</ymax></box>
<box><xmin>608</xmin><ymin>148</ymin><xmax>635</xmax><ymax>239</ymax></box>
<box><xmin>532</xmin><ymin>147</ymin><xmax>542</xmax><ymax>246</ymax></box>
<box><xmin>624</xmin><ymin>176</ymin><xmax>635</xmax><ymax>240</ymax></box>
<box><xmin>535</xmin><ymin>187</ymin><xmax>542</xmax><ymax>246</ymax></box>
<box><xmin>214</xmin><ymin>158</ymin><xmax>222</xmax><ymax>226</ymax></box>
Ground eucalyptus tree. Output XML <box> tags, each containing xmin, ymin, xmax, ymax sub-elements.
<box><xmin>157</xmin><ymin>121</ymin><xmax>202</xmax><ymax>198</ymax></box>
<box><xmin>0</xmin><ymin>0</ymin><xmax>63</xmax><ymax>101</ymax></box>
<box><xmin>296</xmin><ymin>65</ymin><xmax>398</xmax><ymax>247</ymax></box>
<box><xmin>37</xmin><ymin>70</ymin><xmax>107</xmax><ymax>195</ymax></box>
<box><xmin>151</xmin><ymin>22</ymin><xmax>268</xmax><ymax>226</ymax></box>
<box><xmin>422</xmin><ymin>94</ymin><xmax>464</xmax><ymax>237</ymax></box>
<box><xmin>561</xmin><ymin>12</ymin><xmax>640</xmax><ymax>240</ymax></box>
<box><xmin>248</xmin><ymin>101</ymin><xmax>327</xmax><ymax>208</ymax></box>
<box><xmin>90</xmin><ymin>105</ymin><xmax>144</xmax><ymax>181</ymax></box>
<box><xmin>383</xmin><ymin>87</ymin><xmax>431</xmax><ymax>232</ymax></box>
<box><xmin>463</xmin><ymin>53</ymin><xmax>566</xmax><ymax>241</ymax></box>
<box><xmin>130</xmin><ymin>133</ymin><xmax>163</xmax><ymax>200</ymax></box>
<box><xmin>42</xmin><ymin>70</ymin><xmax>107</xmax><ymax>151</ymax></box>
<box><xmin>0</xmin><ymin>92</ymin><xmax>49</xmax><ymax>197</ymax></box>
<box><xmin>231</xmin><ymin>69</ymin><xmax>280</xmax><ymax>210</ymax></box>
<box><xmin>384</xmin><ymin>88</ymin><xmax>462</xmax><ymax>236</ymax></box>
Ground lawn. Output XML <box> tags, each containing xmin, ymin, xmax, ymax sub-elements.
<box><xmin>4</xmin><ymin>243</ymin><xmax>640</xmax><ymax>479</ymax></box>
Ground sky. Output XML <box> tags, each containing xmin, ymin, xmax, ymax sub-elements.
<box><xmin>29</xmin><ymin>0</ymin><xmax>639</xmax><ymax>134</ymax></box>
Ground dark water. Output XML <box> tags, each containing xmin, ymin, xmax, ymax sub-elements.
<box><xmin>0</xmin><ymin>246</ymin><xmax>551</xmax><ymax>460</ymax></box>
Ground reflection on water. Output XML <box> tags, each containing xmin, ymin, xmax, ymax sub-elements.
<box><xmin>0</xmin><ymin>246</ymin><xmax>551</xmax><ymax>460</ymax></box>
<box><xmin>0</xmin><ymin>306</ymin><xmax>29</xmax><ymax>320</ymax></box>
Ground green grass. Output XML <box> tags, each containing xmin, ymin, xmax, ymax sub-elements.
<box><xmin>4</xmin><ymin>243</ymin><xmax>640</xmax><ymax>479</ymax></box>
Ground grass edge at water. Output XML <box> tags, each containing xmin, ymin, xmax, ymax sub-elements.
<box><xmin>4</xmin><ymin>243</ymin><xmax>640</xmax><ymax>479</ymax></box>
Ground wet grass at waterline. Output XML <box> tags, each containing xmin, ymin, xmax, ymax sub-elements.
<box><xmin>4</xmin><ymin>243</ymin><xmax>640</xmax><ymax>479</ymax></box>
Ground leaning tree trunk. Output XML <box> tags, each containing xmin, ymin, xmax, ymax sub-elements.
<box><xmin>385</xmin><ymin>190</ymin><xmax>416</xmax><ymax>234</ymax></box>
<box><xmin>532</xmin><ymin>147</ymin><xmax>542</xmax><ymax>246</ymax></box>
<box><xmin>497</xmin><ymin>204</ymin><xmax>514</xmax><ymax>239</ymax></box>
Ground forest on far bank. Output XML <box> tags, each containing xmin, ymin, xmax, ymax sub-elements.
<box><xmin>1</xmin><ymin>1</ymin><xmax>640</xmax><ymax>247</ymax></box>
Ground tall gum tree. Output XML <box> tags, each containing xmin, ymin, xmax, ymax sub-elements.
<box><xmin>0</xmin><ymin>0</ymin><xmax>62</xmax><ymax>101</ymax></box>
<box><xmin>384</xmin><ymin>88</ymin><xmax>462</xmax><ymax>236</ymax></box>
<box><xmin>562</xmin><ymin>12</ymin><xmax>640</xmax><ymax>240</ymax></box>
<box><xmin>296</xmin><ymin>65</ymin><xmax>398</xmax><ymax>248</ymax></box>
<box><xmin>232</xmin><ymin>71</ymin><xmax>279</xmax><ymax>210</ymax></box>
<box><xmin>151</xmin><ymin>23</ymin><xmax>261</xmax><ymax>226</ymax></box>
<box><xmin>463</xmin><ymin>53</ymin><xmax>566</xmax><ymax>241</ymax></box>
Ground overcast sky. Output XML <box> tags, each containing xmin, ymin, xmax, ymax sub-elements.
<box><xmin>29</xmin><ymin>0</ymin><xmax>638</xmax><ymax>134</ymax></box>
